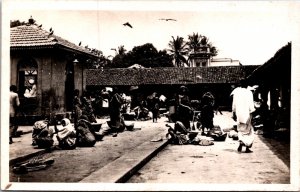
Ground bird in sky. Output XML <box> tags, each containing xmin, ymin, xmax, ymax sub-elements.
<box><xmin>159</xmin><ymin>18</ymin><xmax>177</xmax><ymax>21</ymax></box>
<box><xmin>79</xmin><ymin>41</ymin><xmax>82</xmax><ymax>46</ymax></box>
<box><xmin>123</xmin><ymin>22</ymin><xmax>133</xmax><ymax>28</ymax></box>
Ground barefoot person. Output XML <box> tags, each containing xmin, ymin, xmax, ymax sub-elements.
<box><xmin>9</xmin><ymin>85</ymin><xmax>20</xmax><ymax>144</ymax></box>
<box><xmin>232</xmin><ymin>79</ymin><xmax>255</xmax><ymax>153</ymax></box>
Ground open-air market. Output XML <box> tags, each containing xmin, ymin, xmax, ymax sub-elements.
<box><xmin>2</xmin><ymin>1</ymin><xmax>299</xmax><ymax>191</ymax></box>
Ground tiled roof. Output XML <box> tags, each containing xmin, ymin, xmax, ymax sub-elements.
<box><xmin>86</xmin><ymin>65</ymin><xmax>260</xmax><ymax>86</ymax></box>
<box><xmin>10</xmin><ymin>24</ymin><xmax>97</xmax><ymax>57</ymax></box>
<box><xmin>247</xmin><ymin>43</ymin><xmax>291</xmax><ymax>80</ymax></box>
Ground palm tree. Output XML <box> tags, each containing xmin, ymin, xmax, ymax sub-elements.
<box><xmin>111</xmin><ymin>45</ymin><xmax>128</xmax><ymax>68</ymax></box>
<box><xmin>187</xmin><ymin>33</ymin><xmax>218</xmax><ymax>57</ymax></box>
<box><xmin>116</xmin><ymin>45</ymin><xmax>127</xmax><ymax>55</ymax></box>
<box><xmin>168</xmin><ymin>36</ymin><xmax>189</xmax><ymax>67</ymax></box>
<box><xmin>187</xmin><ymin>32</ymin><xmax>202</xmax><ymax>53</ymax></box>
<box><xmin>208</xmin><ymin>42</ymin><xmax>218</xmax><ymax>57</ymax></box>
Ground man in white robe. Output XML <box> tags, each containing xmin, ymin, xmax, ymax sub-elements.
<box><xmin>232</xmin><ymin>79</ymin><xmax>255</xmax><ymax>153</ymax></box>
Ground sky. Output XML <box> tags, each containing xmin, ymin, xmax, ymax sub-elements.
<box><xmin>6</xmin><ymin>0</ymin><xmax>300</xmax><ymax>65</ymax></box>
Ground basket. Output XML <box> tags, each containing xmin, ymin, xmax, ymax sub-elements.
<box><xmin>125</xmin><ymin>122</ymin><xmax>135</xmax><ymax>131</ymax></box>
<box><xmin>91</xmin><ymin>123</ymin><xmax>102</xmax><ymax>132</ymax></box>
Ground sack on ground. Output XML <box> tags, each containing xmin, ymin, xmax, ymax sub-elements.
<box><xmin>77</xmin><ymin>126</ymin><xmax>96</xmax><ymax>147</ymax></box>
<box><xmin>208</xmin><ymin>125</ymin><xmax>227</xmax><ymax>141</ymax></box>
<box><xmin>199</xmin><ymin>139</ymin><xmax>214</xmax><ymax>146</ymax></box>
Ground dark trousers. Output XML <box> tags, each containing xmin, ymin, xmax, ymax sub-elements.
<box><xmin>10</xmin><ymin>115</ymin><xmax>18</xmax><ymax>137</ymax></box>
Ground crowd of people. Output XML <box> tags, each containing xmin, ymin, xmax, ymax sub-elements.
<box><xmin>10</xmin><ymin>78</ymin><xmax>263</xmax><ymax>154</ymax></box>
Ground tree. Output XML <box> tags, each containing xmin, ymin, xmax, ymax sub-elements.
<box><xmin>10</xmin><ymin>16</ymin><xmax>37</xmax><ymax>28</ymax></box>
<box><xmin>10</xmin><ymin>20</ymin><xmax>27</xmax><ymax>28</ymax></box>
<box><xmin>154</xmin><ymin>50</ymin><xmax>173</xmax><ymax>67</ymax></box>
<box><xmin>167</xmin><ymin>36</ymin><xmax>189</xmax><ymax>67</ymax></box>
<box><xmin>111</xmin><ymin>45</ymin><xmax>129</xmax><ymax>68</ymax></box>
<box><xmin>109</xmin><ymin>43</ymin><xmax>173</xmax><ymax>68</ymax></box>
<box><xmin>86</xmin><ymin>48</ymin><xmax>111</xmax><ymax>69</ymax></box>
<box><xmin>187</xmin><ymin>33</ymin><xmax>218</xmax><ymax>57</ymax></box>
<box><xmin>128</xmin><ymin>43</ymin><xmax>158</xmax><ymax>68</ymax></box>
<box><xmin>187</xmin><ymin>32</ymin><xmax>202</xmax><ymax>53</ymax></box>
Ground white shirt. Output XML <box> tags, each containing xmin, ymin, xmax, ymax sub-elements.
<box><xmin>232</xmin><ymin>87</ymin><xmax>255</xmax><ymax>124</ymax></box>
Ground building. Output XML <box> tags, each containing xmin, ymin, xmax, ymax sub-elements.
<box><xmin>210</xmin><ymin>58</ymin><xmax>241</xmax><ymax>67</ymax></box>
<box><xmin>247</xmin><ymin>42</ymin><xmax>291</xmax><ymax>138</ymax></box>
<box><xmin>188</xmin><ymin>46</ymin><xmax>241</xmax><ymax>67</ymax></box>
<box><xmin>10</xmin><ymin>18</ymin><xmax>99</xmax><ymax>119</ymax></box>
<box><xmin>188</xmin><ymin>45</ymin><xmax>213</xmax><ymax>67</ymax></box>
<box><xmin>86</xmin><ymin>65</ymin><xmax>259</xmax><ymax>110</ymax></box>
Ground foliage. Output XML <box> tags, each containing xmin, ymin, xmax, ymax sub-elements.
<box><xmin>187</xmin><ymin>32</ymin><xmax>202</xmax><ymax>53</ymax></box>
<box><xmin>167</xmin><ymin>36</ymin><xmax>189</xmax><ymax>67</ymax></box>
<box><xmin>10</xmin><ymin>16</ymin><xmax>37</xmax><ymax>28</ymax></box>
<box><xmin>187</xmin><ymin>32</ymin><xmax>218</xmax><ymax>57</ymax></box>
<box><xmin>109</xmin><ymin>43</ymin><xmax>173</xmax><ymax>68</ymax></box>
<box><xmin>10</xmin><ymin>20</ymin><xmax>27</xmax><ymax>28</ymax></box>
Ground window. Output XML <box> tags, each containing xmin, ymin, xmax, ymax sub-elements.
<box><xmin>17</xmin><ymin>58</ymin><xmax>38</xmax><ymax>98</ymax></box>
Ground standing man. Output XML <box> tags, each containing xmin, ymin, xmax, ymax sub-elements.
<box><xmin>10</xmin><ymin>85</ymin><xmax>20</xmax><ymax>144</ymax></box>
<box><xmin>200</xmin><ymin>91</ymin><xmax>215</xmax><ymax>135</ymax></box>
<box><xmin>108</xmin><ymin>87</ymin><xmax>125</xmax><ymax>137</ymax></box>
<box><xmin>176</xmin><ymin>86</ymin><xmax>192</xmax><ymax>131</ymax></box>
<box><xmin>232</xmin><ymin>79</ymin><xmax>255</xmax><ymax>153</ymax></box>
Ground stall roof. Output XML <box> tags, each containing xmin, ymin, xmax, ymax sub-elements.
<box><xmin>86</xmin><ymin>65</ymin><xmax>260</xmax><ymax>86</ymax></box>
<box><xmin>247</xmin><ymin>42</ymin><xmax>291</xmax><ymax>83</ymax></box>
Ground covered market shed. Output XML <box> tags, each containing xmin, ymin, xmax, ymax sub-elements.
<box><xmin>85</xmin><ymin>65</ymin><xmax>259</xmax><ymax>110</ymax></box>
<box><xmin>10</xmin><ymin>20</ymin><xmax>99</xmax><ymax>120</ymax></box>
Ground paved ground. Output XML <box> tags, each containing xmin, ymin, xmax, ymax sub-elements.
<box><xmin>9</xmin><ymin>117</ymin><xmax>170</xmax><ymax>182</ymax></box>
<box><xmin>128</xmin><ymin>112</ymin><xmax>290</xmax><ymax>184</ymax></box>
<box><xmin>127</xmin><ymin>136</ymin><xmax>290</xmax><ymax>184</ymax></box>
<box><xmin>8</xmin><ymin>112</ymin><xmax>291</xmax><ymax>186</ymax></box>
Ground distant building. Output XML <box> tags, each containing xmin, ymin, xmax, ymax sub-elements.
<box><xmin>188</xmin><ymin>45</ymin><xmax>212</xmax><ymax>67</ymax></box>
<box><xmin>10</xmin><ymin>18</ymin><xmax>99</xmax><ymax>118</ymax></box>
<box><xmin>210</xmin><ymin>58</ymin><xmax>241</xmax><ymax>67</ymax></box>
<box><xmin>188</xmin><ymin>46</ymin><xmax>241</xmax><ymax>67</ymax></box>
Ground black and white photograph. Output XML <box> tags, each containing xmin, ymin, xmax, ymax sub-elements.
<box><xmin>1</xmin><ymin>0</ymin><xmax>300</xmax><ymax>191</ymax></box>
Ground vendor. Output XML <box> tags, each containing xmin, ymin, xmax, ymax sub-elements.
<box><xmin>24</xmin><ymin>78</ymin><xmax>37</xmax><ymax>98</ymax></box>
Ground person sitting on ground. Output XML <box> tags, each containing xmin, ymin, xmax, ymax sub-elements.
<box><xmin>166</xmin><ymin>123</ymin><xmax>214</xmax><ymax>146</ymax></box>
<box><xmin>133</xmin><ymin>100</ymin><xmax>150</xmax><ymax>121</ymax></box>
<box><xmin>76</xmin><ymin>115</ymin><xmax>96</xmax><ymax>147</ymax></box>
<box><xmin>32</xmin><ymin>119</ymin><xmax>55</xmax><ymax>148</ymax></box>
<box><xmin>55</xmin><ymin>118</ymin><xmax>77</xmax><ymax>150</ymax></box>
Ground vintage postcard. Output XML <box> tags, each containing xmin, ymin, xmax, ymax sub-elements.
<box><xmin>1</xmin><ymin>0</ymin><xmax>299</xmax><ymax>191</ymax></box>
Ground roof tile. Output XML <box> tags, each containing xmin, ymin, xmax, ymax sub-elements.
<box><xmin>10</xmin><ymin>24</ymin><xmax>96</xmax><ymax>56</ymax></box>
<box><xmin>86</xmin><ymin>66</ymin><xmax>260</xmax><ymax>86</ymax></box>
